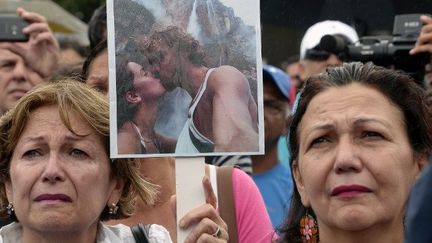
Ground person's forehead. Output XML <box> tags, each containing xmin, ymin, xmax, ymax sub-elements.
<box><xmin>0</xmin><ymin>49</ymin><xmax>23</xmax><ymax>62</ymax></box>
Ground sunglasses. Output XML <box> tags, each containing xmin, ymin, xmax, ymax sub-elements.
<box><xmin>305</xmin><ymin>48</ymin><xmax>347</xmax><ymax>61</ymax></box>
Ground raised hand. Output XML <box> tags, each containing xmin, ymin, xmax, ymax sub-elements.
<box><xmin>0</xmin><ymin>7</ymin><xmax>60</xmax><ymax>78</ymax></box>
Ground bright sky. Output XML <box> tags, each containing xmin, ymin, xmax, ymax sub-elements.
<box><xmin>218</xmin><ymin>0</ymin><xmax>260</xmax><ymax>27</ymax></box>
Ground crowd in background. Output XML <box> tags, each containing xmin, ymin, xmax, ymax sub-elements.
<box><xmin>0</xmin><ymin>1</ymin><xmax>431</xmax><ymax>243</ymax></box>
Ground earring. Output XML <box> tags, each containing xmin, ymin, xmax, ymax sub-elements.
<box><xmin>6</xmin><ymin>202</ymin><xmax>14</xmax><ymax>217</ymax></box>
<box><xmin>108</xmin><ymin>203</ymin><xmax>119</xmax><ymax>215</ymax></box>
<box><xmin>299</xmin><ymin>209</ymin><xmax>318</xmax><ymax>243</ymax></box>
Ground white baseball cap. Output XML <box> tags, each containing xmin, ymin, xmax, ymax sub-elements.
<box><xmin>300</xmin><ymin>20</ymin><xmax>359</xmax><ymax>60</ymax></box>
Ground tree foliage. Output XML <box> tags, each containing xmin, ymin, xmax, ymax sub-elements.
<box><xmin>53</xmin><ymin>0</ymin><xmax>104</xmax><ymax>22</ymax></box>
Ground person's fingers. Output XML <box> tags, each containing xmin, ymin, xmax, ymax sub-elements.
<box><xmin>23</xmin><ymin>23</ymin><xmax>50</xmax><ymax>35</ymax></box>
<box><xmin>420</xmin><ymin>15</ymin><xmax>432</xmax><ymax>25</ymax></box>
<box><xmin>419</xmin><ymin>22</ymin><xmax>432</xmax><ymax>36</ymax></box>
<box><xmin>410</xmin><ymin>44</ymin><xmax>432</xmax><ymax>55</ymax></box>
<box><xmin>184</xmin><ymin>218</ymin><xmax>228</xmax><ymax>243</ymax></box>
<box><xmin>179</xmin><ymin>203</ymin><xmax>220</xmax><ymax>229</ymax></box>
<box><xmin>17</xmin><ymin>8</ymin><xmax>46</xmax><ymax>23</ymax></box>
<box><xmin>410</xmin><ymin>32</ymin><xmax>432</xmax><ymax>54</ymax></box>
<box><xmin>32</xmin><ymin>32</ymin><xmax>58</xmax><ymax>48</ymax></box>
<box><xmin>410</xmin><ymin>15</ymin><xmax>432</xmax><ymax>55</ymax></box>
<box><xmin>203</xmin><ymin>176</ymin><xmax>217</xmax><ymax>209</ymax></box>
<box><xmin>184</xmin><ymin>218</ymin><xmax>214</xmax><ymax>243</ymax></box>
<box><xmin>416</xmin><ymin>32</ymin><xmax>432</xmax><ymax>45</ymax></box>
<box><xmin>196</xmin><ymin>233</ymin><xmax>226</xmax><ymax>243</ymax></box>
<box><xmin>16</xmin><ymin>7</ymin><xmax>25</xmax><ymax>18</ymax></box>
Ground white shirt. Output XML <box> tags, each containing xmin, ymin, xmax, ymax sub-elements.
<box><xmin>0</xmin><ymin>222</ymin><xmax>172</xmax><ymax>243</ymax></box>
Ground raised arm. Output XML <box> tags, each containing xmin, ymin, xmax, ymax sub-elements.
<box><xmin>0</xmin><ymin>8</ymin><xmax>60</xmax><ymax>78</ymax></box>
<box><xmin>410</xmin><ymin>15</ymin><xmax>432</xmax><ymax>55</ymax></box>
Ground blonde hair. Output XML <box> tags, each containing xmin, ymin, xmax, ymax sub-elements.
<box><xmin>0</xmin><ymin>80</ymin><xmax>157</xmax><ymax>221</ymax></box>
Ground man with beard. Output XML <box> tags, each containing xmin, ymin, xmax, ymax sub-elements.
<box><xmin>145</xmin><ymin>26</ymin><xmax>259</xmax><ymax>154</ymax></box>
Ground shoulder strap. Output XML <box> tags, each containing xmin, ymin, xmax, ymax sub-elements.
<box><xmin>131</xmin><ymin>223</ymin><xmax>151</xmax><ymax>243</ymax></box>
<box><xmin>217</xmin><ymin>166</ymin><xmax>239</xmax><ymax>243</ymax></box>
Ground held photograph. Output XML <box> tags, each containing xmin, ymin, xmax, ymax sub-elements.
<box><xmin>107</xmin><ymin>0</ymin><xmax>263</xmax><ymax>158</ymax></box>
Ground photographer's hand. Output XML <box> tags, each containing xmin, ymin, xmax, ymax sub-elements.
<box><xmin>0</xmin><ymin>8</ymin><xmax>60</xmax><ymax>79</ymax></box>
<box><xmin>18</xmin><ymin>7</ymin><xmax>60</xmax><ymax>78</ymax></box>
<box><xmin>410</xmin><ymin>15</ymin><xmax>432</xmax><ymax>55</ymax></box>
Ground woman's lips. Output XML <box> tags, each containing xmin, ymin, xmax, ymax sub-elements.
<box><xmin>8</xmin><ymin>89</ymin><xmax>28</xmax><ymax>99</ymax></box>
<box><xmin>331</xmin><ymin>185</ymin><xmax>372</xmax><ymax>198</ymax></box>
<box><xmin>34</xmin><ymin>194</ymin><xmax>72</xmax><ymax>202</ymax></box>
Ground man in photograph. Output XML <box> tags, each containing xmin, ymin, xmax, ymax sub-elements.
<box><xmin>144</xmin><ymin>26</ymin><xmax>259</xmax><ymax>153</ymax></box>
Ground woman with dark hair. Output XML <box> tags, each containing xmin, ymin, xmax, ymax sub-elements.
<box><xmin>82</xmin><ymin>40</ymin><xmax>108</xmax><ymax>94</ymax></box>
<box><xmin>280</xmin><ymin>62</ymin><xmax>432</xmax><ymax>243</ymax></box>
<box><xmin>115</xmin><ymin>39</ymin><xmax>176</xmax><ymax>154</ymax></box>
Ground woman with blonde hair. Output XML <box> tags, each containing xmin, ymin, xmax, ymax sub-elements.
<box><xmin>0</xmin><ymin>80</ymin><xmax>165</xmax><ymax>242</ymax></box>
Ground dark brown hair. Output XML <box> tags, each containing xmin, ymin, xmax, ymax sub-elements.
<box><xmin>280</xmin><ymin>62</ymin><xmax>432</xmax><ymax>242</ymax></box>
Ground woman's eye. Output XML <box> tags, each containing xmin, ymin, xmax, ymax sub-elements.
<box><xmin>0</xmin><ymin>61</ymin><xmax>15</xmax><ymax>70</ymax></box>
<box><xmin>362</xmin><ymin>131</ymin><xmax>382</xmax><ymax>138</ymax></box>
<box><xmin>310</xmin><ymin>136</ymin><xmax>329</xmax><ymax>147</ymax></box>
<box><xmin>70</xmin><ymin>149</ymin><xmax>88</xmax><ymax>158</ymax></box>
<box><xmin>22</xmin><ymin>149</ymin><xmax>41</xmax><ymax>159</ymax></box>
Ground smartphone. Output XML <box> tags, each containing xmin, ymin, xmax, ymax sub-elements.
<box><xmin>0</xmin><ymin>14</ymin><xmax>29</xmax><ymax>42</ymax></box>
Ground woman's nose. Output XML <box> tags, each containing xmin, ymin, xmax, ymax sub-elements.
<box><xmin>333</xmin><ymin>137</ymin><xmax>363</xmax><ymax>174</ymax></box>
<box><xmin>41</xmin><ymin>154</ymin><xmax>65</xmax><ymax>183</ymax></box>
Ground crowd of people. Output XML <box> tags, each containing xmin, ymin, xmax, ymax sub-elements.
<box><xmin>0</xmin><ymin>2</ymin><xmax>431</xmax><ymax>243</ymax></box>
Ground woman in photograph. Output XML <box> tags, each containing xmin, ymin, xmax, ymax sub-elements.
<box><xmin>82</xmin><ymin>40</ymin><xmax>275</xmax><ymax>242</ymax></box>
<box><xmin>116</xmin><ymin>40</ymin><xmax>176</xmax><ymax>154</ymax></box>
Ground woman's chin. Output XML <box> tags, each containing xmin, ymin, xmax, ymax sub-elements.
<box><xmin>331</xmin><ymin>208</ymin><xmax>378</xmax><ymax>231</ymax></box>
<box><xmin>23</xmin><ymin>212</ymin><xmax>81</xmax><ymax>232</ymax></box>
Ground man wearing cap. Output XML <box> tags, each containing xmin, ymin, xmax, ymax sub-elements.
<box><xmin>298</xmin><ymin>20</ymin><xmax>359</xmax><ymax>86</ymax></box>
<box><xmin>252</xmin><ymin>65</ymin><xmax>293</xmax><ymax>229</ymax></box>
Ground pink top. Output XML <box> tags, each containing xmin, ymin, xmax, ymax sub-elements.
<box><xmin>232</xmin><ymin>168</ymin><xmax>277</xmax><ymax>242</ymax></box>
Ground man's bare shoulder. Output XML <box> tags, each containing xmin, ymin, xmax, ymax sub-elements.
<box><xmin>212</xmin><ymin>65</ymin><xmax>245</xmax><ymax>77</ymax></box>
<box><xmin>209</xmin><ymin>65</ymin><xmax>249</xmax><ymax>88</ymax></box>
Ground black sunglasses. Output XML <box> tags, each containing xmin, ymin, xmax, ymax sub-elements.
<box><xmin>304</xmin><ymin>49</ymin><xmax>332</xmax><ymax>61</ymax></box>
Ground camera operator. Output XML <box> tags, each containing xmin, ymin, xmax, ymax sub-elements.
<box><xmin>298</xmin><ymin>20</ymin><xmax>359</xmax><ymax>87</ymax></box>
